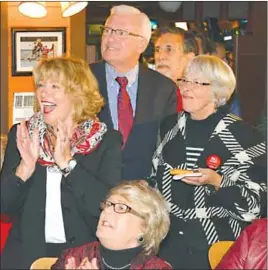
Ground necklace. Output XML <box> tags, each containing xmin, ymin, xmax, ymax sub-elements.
<box><xmin>101</xmin><ymin>257</ymin><xmax>131</xmax><ymax>270</ymax></box>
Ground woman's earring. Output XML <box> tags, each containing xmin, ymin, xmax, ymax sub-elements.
<box><xmin>138</xmin><ymin>235</ymin><xmax>144</xmax><ymax>244</ymax></box>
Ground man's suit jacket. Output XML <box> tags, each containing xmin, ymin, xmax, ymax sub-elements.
<box><xmin>90</xmin><ymin>62</ymin><xmax>177</xmax><ymax>180</ymax></box>
<box><xmin>0</xmin><ymin>125</ymin><xmax>122</xmax><ymax>269</ymax></box>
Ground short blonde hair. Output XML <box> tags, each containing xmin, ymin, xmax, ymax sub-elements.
<box><xmin>110</xmin><ymin>5</ymin><xmax>152</xmax><ymax>46</ymax></box>
<box><xmin>33</xmin><ymin>57</ymin><xmax>104</xmax><ymax>123</ymax></box>
<box><xmin>106</xmin><ymin>180</ymin><xmax>170</xmax><ymax>256</ymax></box>
<box><xmin>184</xmin><ymin>55</ymin><xmax>236</xmax><ymax>107</ymax></box>
<box><xmin>0</xmin><ymin>134</ymin><xmax>7</xmax><ymax>170</ymax></box>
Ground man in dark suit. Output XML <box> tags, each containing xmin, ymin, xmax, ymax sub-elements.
<box><xmin>91</xmin><ymin>5</ymin><xmax>177</xmax><ymax>180</ymax></box>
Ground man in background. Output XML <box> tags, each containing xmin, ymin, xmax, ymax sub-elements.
<box><xmin>195</xmin><ymin>31</ymin><xmax>216</xmax><ymax>55</ymax></box>
<box><xmin>154</xmin><ymin>26</ymin><xmax>198</xmax><ymax>111</ymax></box>
<box><xmin>91</xmin><ymin>5</ymin><xmax>177</xmax><ymax>180</ymax></box>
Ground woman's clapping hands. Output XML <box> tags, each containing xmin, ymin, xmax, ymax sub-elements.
<box><xmin>53</xmin><ymin>119</ymin><xmax>72</xmax><ymax>170</ymax></box>
<box><xmin>15</xmin><ymin>121</ymin><xmax>39</xmax><ymax>181</ymax></box>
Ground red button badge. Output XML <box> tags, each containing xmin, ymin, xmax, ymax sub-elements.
<box><xmin>206</xmin><ymin>155</ymin><xmax>221</xmax><ymax>169</ymax></box>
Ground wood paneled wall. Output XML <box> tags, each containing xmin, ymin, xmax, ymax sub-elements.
<box><xmin>0</xmin><ymin>3</ymin><xmax>9</xmax><ymax>134</ymax></box>
<box><xmin>234</xmin><ymin>1</ymin><xmax>267</xmax><ymax>126</ymax></box>
<box><xmin>1</xmin><ymin>2</ymin><xmax>86</xmax><ymax>130</ymax></box>
<box><xmin>3</xmin><ymin>2</ymin><xmax>70</xmax><ymax>129</ymax></box>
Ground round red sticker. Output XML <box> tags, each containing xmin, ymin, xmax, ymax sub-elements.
<box><xmin>206</xmin><ymin>155</ymin><xmax>221</xmax><ymax>169</ymax></box>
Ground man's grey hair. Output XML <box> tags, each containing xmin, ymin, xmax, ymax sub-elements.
<box><xmin>110</xmin><ymin>5</ymin><xmax>152</xmax><ymax>44</ymax></box>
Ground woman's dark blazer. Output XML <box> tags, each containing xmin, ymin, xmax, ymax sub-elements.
<box><xmin>0</xmin><ymin>124</ymin><xmax>122</xmax><ymax>269</ymax></box>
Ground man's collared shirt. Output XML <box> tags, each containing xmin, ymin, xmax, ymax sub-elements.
<box><xmin>105</xmin><ymin>63</ymin><xmax>139</xmax><ymax>130</ymax></box>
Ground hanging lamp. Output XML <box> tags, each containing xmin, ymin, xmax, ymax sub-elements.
<box><xmin>61</xmin><ymin>2</ymin><xmax>88</xmax><ymax>18</ymax></box>
<box><xmin>18</xmin><ymin>2</ymin><xmax>47</xmax><ymax>18</ymax></box>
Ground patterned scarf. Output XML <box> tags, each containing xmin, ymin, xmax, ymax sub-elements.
<box><xmin>26</xmin><ymin>112</ymin><xmax>107</xmax><ymax>172</ymax></box>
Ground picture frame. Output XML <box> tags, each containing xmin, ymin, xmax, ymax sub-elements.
<box><xmin>86</xmin><ymin>24</ymin><xmax>102</xmax><ymax>63</ymax></box>
<box><xmin>86</xmin><ymin>43</ymin><xmax>102</xmax><ymax>64</ymax></box>
<box><xmin>12</xmin><ymin>28</ymin><xmax>66</xmax><ymax>76</ymax></box>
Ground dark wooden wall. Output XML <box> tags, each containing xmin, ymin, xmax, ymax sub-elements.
<box><xmin>234</xmin><ymin>1</ymin><xmax>267</xmax><ymax>126</ymax></box>
<box><xmin>86</xmin><ymin>1</ymin><xmax>250</xmax><ymax>24</ymax></box>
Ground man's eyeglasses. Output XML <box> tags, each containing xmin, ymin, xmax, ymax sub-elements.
<box><xmin>177</xmin><ymin>78</ymin><xmax>211</xmax><ymax>86</ymax></box>
<box><xmin>100</xmin><ymin>26</ymin><xmax>143</xmax><ymax>39</ymax></box>
<box><xmin>100</xmin><ymin>200</ymin><xmax>144</xmax><ymax>219</ymax></box>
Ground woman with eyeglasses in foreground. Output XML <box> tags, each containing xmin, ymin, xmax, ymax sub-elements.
<box><xmin>52</xmin><ymin>180</ymin><xmax>171</xmax><ymax>269</ymax></box>
<box><xmin>150</xmin><ymin>55</ymin><xmax>267</xmax><ymax>269</ymax></box>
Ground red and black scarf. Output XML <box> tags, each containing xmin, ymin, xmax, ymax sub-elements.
<box><xmin>27</xmin><ymin>112</ymin><xmax>107</xmax><ymax>171</ymax></box>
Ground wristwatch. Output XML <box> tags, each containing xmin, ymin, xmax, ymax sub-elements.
<box><xmin>60</xmin><ymin>158</ymin><xmax>77</xmax><ymax>176</ymax></box>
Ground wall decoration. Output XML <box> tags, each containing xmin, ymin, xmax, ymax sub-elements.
<box><xmin>13</xmin><ymin>92</ymin><xmax>35</xmax><ymax>124</ymax></box>
<box><xmin>12</xmin><ymin>28</ymin><xmax>66</xmax><ymax>76</ymax></box>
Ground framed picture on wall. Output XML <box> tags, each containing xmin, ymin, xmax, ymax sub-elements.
<box><xmin>11</xmin><ymin>28</ymin><xmax>66</xmax><ymax>76</ymax></box>
<box><xmin>86</xmin><ymin>24</ymin><xmax>102</xmax><ymax>63</ymax></box>
<box><xmin>13</xmin><ymin>92</ymin><xmax>35</xmax><ymax>124</ymax></box>
<box><xmin>86</xmin><ymin>44</ymin><xmax>101</xmax><ymax>64</ymax></box>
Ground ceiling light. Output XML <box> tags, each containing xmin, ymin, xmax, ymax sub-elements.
<box><xmin>158</xmin><ymin>2</ymin><xmax>182</xmax><ymax>13</ymax></box>
<box><xmin>224</xmin><ymin>36</ymin><xmax>232</xmax><ymax>41</ymax></box>
<box><xmin>61</xmin><ymin>2</ymin><xmax>88</xmax><ymax>18</ymax></box>
<box><xmin>18</xmin><ymin>2</ymin><xmax>47</xmax><ymax>18</ymax></box>
<box><xmin>175</xmin><ymin>22</ymin><xmax>188</xmax><ymax>31</ymax></box>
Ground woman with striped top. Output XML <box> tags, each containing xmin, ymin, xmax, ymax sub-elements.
<box><xmin>150</xmin><ymin>55</ymin><xmax>267</xmax><ymax>269</ymax></box>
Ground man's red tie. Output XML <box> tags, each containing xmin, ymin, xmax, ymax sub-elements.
<box><xmin>116</xmin><ymin>76</ymin><xmax>133</xmax><ymax>148</ymax></box>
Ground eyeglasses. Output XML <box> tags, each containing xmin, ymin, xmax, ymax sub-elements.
<box><xmin>100</xmin><ymin>200</ymin><xmax>144</xmax><ymax>219</ymax></box>
<box><xmin>177</xmin><ymin>78</ymin><xmax>211</xmax><ymax>86</ymax></box>
<box><xmin>100</xmin><ymin>26</ymin><xmax>143</xmax><ymax>39</ymax></box>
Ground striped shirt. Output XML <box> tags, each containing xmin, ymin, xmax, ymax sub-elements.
<box><xmin>185</xmin><ymin>146</ymin><xmax>204</xmax><ymax>169</ymax></box>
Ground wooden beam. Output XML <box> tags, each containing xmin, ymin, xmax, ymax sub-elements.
<box><xmin>70</xmin><ymin>9</ymin><xmax>86</xmax><ymax>60</ymax></box>
<box><xmin>0</xmin><ymin>2</ymin><xmax>9</xmax><ymax>134</ymax></box>
<box><xmin>220</xmin><ymin>1</ymin><xmax>229</xmax><ymax>20</ymax></box>
<box><xmin>195</xmin><ymin>2</ymin><xmax>203</xmax><ymax>27</ymax></box>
